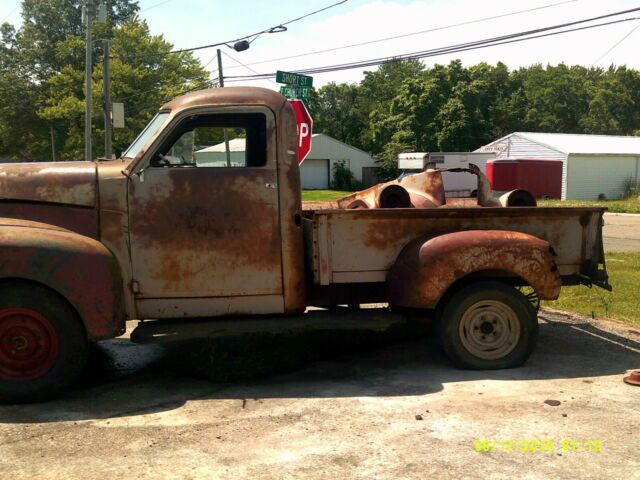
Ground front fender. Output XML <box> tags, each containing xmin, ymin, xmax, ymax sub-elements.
<box><xmin>388</xmin><ymin>230</ymin><xmax>561</xmax><ymax>309</ymax></box>
<box><xmin>0</xmin><ymin>223</ymin><xmax>125</xmax><ymax>340</ymax></box>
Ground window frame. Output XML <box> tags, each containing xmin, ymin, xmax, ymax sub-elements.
<box><xmin>128</xmin><ymin>105</ymin><xmax>277</xmax><ymax>175</ymax></box>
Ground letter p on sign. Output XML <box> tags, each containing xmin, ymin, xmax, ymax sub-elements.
<box><xmin>289</xmin><ymin>99</ymin><xmax>313</xmax><ymax>164</ymax></box>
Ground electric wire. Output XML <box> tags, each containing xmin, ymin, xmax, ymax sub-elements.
<box><xmin>223</xmin><ymin>0</ymin><xmax>582</xmax><ymax>72</ymax></box>
<box><xmin>591</xmin><ymin>21</ymin><xmax>640</xmax><ymax>65</ymax></box>
<box><xmin>223</xmin><ymin>9</ymin><xmax>640</xmax><ymax>81</ymax></box>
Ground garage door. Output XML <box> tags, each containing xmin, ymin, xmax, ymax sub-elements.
<box><xmin>300</xmin><ymin>159</ymin><xmax>329</xmax><ymax>189</ymax></box>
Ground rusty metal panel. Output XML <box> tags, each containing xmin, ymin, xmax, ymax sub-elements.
<box><xmin>311</xmin><ymin>208</ymin><xmax>602</xmax><ymax>284</ymax></box>
<box><xmin>316</xmin><ymin>214</ymin><xmax>331</xmax><ymax>286</ymax></box>
<box><xmin>0</xmin><ymin>203</ymin><xmax>97</xmax><ymax>238</ymax></box>
<box><xmin>0</xmin><ymin>223</ymin><xmax>124</xmax><ymax>339</ymax></box>
<box><xmin>127</xmin><ymin>106</ymin><xmax>285</xmax><ymax>317</ymax></box>
<box><xmin>97</xmin><ymin>160</ymin><xmax>136</xmax><ymax>318</ymax></box>
<box><xmin>276</xmin><ymin>100</ymin><xmax>306</xmax><ymax>314</ymax></box>
<box><xmin>387</xmin><ymin>230</ymin><xmax>561</xmax><ymax>309</ymax></box>
<box><xmin>0</xmin><ymin>162</ymin><xmax>96</xmax><ymax>207</ymax></box>
<box><xmin>136</xmin><ymin>295</ymin><xmax>284</xmax><ymax>319</ymax></box>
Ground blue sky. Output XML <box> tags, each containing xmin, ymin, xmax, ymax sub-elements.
<box><xmin>3</xmin><ymin>0</ymin><xmax>640</xmax><ymax>89</ymax></box>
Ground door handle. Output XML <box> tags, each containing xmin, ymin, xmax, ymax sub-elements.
<box><xmin>265</xmin><ymin>182</ymin><xmax>278</xmax><ymax>189</ymax></box>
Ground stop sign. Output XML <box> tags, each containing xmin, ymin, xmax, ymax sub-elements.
<box><xmin>289</xmin><ymin>99</ymin><xmax>313</xmax><ymax>164</ymax></box>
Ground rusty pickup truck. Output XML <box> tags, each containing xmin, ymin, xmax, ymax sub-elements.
<box><xmin>0</xmin><ymin>87</ymin><xmax>609</xmax><ymax>403</ymax></box>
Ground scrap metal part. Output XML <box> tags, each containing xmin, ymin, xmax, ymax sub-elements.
<box><xmin>336</xmin><ymin>164</ymin><xmax>537</xmax><ymax>209</ymax></box>
<box><xmin>623</xmin><ymin>370</ymin><xmax>640</xmax><ymax>386</ymax></box>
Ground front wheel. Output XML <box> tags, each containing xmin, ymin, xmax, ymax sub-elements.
<box><xmin>0</xmin><ymin>282</ymin><xmax>88</xmax><ymax>403</ymax></box>
<box><xmin>437</xmin><ymin>281</ymin><xmax>538</xmax><ymax>369</ymax></box>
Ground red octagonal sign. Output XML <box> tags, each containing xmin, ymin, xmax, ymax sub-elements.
<box><xmin>289</xmin><ymin>99</ymin><xmax>313</xmax><ymax>164</ymax></box>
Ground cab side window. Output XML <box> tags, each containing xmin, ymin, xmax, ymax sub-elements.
<box><xmin>152</xmin><ymin>113</ymin><xmax>267</xmax><ymax>168</ymax></box>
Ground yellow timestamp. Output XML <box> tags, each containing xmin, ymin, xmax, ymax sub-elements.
<box><xmin>473</xmin><ymin>439</ymin><xmax>602</xmax><ymax>453</ymax></box>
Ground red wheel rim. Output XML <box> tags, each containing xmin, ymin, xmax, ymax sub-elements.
<box><xmin>0</xmin><ymin>307</ymin><xmax>59</xmax><ymax>381</ymax></box>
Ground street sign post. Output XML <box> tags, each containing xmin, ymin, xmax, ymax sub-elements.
<box><xmin>289</xmin><ymin>99</ymin><xmax>313</xmax><ymax>164</ymax></box>
<box><xmin>276</xmin><ymin>70</ymin><xmax>313</xmax><ymax>87</ymax></box>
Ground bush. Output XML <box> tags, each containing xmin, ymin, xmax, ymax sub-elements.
<box><xmin>331</xmin><ymin>160</ymin><xmax>363</xmax><ymax>190</ymax></box>
<box><xmin>622</xmin><ymin>177</ymin><xmax>640</xmax><ymax>199</ymax></box>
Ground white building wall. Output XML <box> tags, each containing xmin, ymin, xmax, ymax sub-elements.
<box><xmin>567</xmin><ymin>155</ymin><xmax>640</xmax><ymax>200</ymax></box>
<box><xmin>477</xmin><ymin>134</ymin><xmax>568</xmax><ymax>198</ymax></box>
<box><xmin>301</xmin><ymin>134</ymin><xmax>376</xmax><ymax>188</ymax></box>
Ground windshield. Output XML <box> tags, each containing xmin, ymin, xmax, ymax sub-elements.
<box><xmin>122</xmin><ymin>112</ymin><xmax>170</xmax><ymax>158</ymax></box>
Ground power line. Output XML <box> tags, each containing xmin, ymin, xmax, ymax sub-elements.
<box><xmin>223</xmin><ymin>0</ymin><xmax>581</xmax><ymax>72</ymax></box>
<box><xmin>221</xmin><ymin>50</ymin><xmax>279</xmax><ymax>86</ymax></box>
<box><xmin>119</xmin><ymin>0</ymin><xmax>350</xmax><ymax>60</ymax></box>
<box><xmin>591</xmin><ymin>21</ymin><xmax>640</xmax><ymax>65</ymax></box>
<box><xmin>0</xmin><ymin>5</ymin><xmax>19</xmax><ymax>23</ymax></box>
<box><xmin>224</xmin><ymin>9</ymin><xmax>640</xmax><ymax>81</ymax></box>
<box><xmin>140</xmin><ymin>0</ymin><xmax>177</xmax><ymax>12</ymax></box>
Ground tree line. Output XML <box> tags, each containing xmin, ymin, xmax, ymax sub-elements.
<box><xmin>1</xmin><ymin>1</ymin><xmax>639</xmax><ymax>164</ymax></box>
<box><xmin>306</xmin><ymin>59</ymin><xmax>640</xmax><ymax>174</ymax></box>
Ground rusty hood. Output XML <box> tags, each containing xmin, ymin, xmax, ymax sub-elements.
<box><xmin>0</xmin><ymin>161</ymin><xmax>96</xmax><ymax>207</ymax></box>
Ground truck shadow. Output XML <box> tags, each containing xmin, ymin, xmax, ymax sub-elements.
<box><xmin>0</xmin><ymin>314</ymin><xmax>638</xmax><ymax>424</ymax></box>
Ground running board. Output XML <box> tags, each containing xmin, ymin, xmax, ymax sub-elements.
<box><xmin>130</xmin><ymin>308</ymin><xmax>406</xmax><ymax>344</ymax></box>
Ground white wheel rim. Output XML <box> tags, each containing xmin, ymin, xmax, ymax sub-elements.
<box><xmin>458</xmin><ymin>300</ymin><xmax>520</xmax><ymax>360</ymax></box>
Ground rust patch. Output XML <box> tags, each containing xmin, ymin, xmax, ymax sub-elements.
<box><xmin>0</xmin><ymin>161</ymin><xmax>96</xmax><ymax>207</ymax></box>
<box><xmin>128</xmin><ymin>166</ymin><xmax>283</xmax><ymax>298</ymax></box>
<box><xmin>387</xmin><ymin>230</ymin><xmax>561</xmax><ymax>309</ymax></box>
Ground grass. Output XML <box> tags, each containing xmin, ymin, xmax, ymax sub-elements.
<box><xmin>543</xmin><ymin>252</ymin><xmax>640</xmax><ymax>325</ymax></box>
<box><xmin>301</xmin><ymin>189</ymin><xmax>355</xmax><ymax>201</ymax></box>
<box><xmin>302</xmin><ymin>190</ymin><xmax>640</xmax><ymax>213</ymax></box>
<box><xmin>539</xmin><ymin>196</ymin><xmax>640</xmax><ymax>214</ymax></box>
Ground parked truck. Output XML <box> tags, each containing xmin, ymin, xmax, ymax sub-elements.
<box><xmin>0</xmin><ymin>88</ymin><xmax>610</xmax><ymax>403</ymax></box>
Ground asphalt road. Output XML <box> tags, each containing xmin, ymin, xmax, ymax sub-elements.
<box><xmin>603</xmin><ymin>213</ymin><xmax>640</xmax><ymax>252</ymax></box>
<box><xmin>1</xmin><ymin>311</ymin><xmax>639</xmax><ymax>479</ymax></box>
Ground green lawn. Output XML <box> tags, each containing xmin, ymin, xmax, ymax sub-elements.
<box><xmin>301</xmin><ymin>189</ymin><xmax>355</xmax><ymax>201</ymax></box>
<box><xmin>539</xmin><ymin>196</ymin><xmax>640</xmax><ymax>214</ymax></box>
<box><xmin>302</xmin><ymin>190</ymin><xmax>640</xmax><ymax>213</ymax></box>
<box><xmin>543</xmin><ymin>252</ymin><xmax>640</xmax><ymax>325</ymax></box>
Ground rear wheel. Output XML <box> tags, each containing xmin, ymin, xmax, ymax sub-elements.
<box><xmin>0</xmin><ymin>282</ymin><xmax>88</xmax><ymax>403</ymax></box>
<box><xmin>437</xmin><ymin>281</ymin><xmax>538</xmax><ymax>369</ymax></box>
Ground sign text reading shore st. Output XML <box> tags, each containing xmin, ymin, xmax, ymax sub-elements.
<box><xmin>276</xmin><ymin>70</ymin><xmax>313</xmax><ymax>87</ymax></box>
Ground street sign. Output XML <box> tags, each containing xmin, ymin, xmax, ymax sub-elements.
<box><xmin>276</xmin><ymin>70</ymin><xmax>313</xmax><ymax>87</ymax></box>
<box><xmin>279</xmin><ymin>85</ymin><xmax>311</xmax><ymax>100</ymax></box>
<box><xmin>112</xmin><ymin>102</ymin><xmax>125</xmax><ymax>128</ymax></box>
<box><xmin>289</xmin><ymin>99</ymin><xmax>313</xmax><ymax>164</ymax></box>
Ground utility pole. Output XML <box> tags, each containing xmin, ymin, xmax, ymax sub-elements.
<box><xmin>84</xmin><ymin>0</ymin><xmax>94</xmax><ymax>162</ymax></box>
<box><xmin>50</xmin><ymin>125</ymin><xmax>56</xmax><ymax>162</ymax></box>
<box><xmin>103</xmin><ymin>39</ymin><xmax>112</xmax><ymax>159</ymax></box>
<box><xmin>217</xmin><ymin>48</ymin><xmax>231</xmax><ymax>167</ymax></box>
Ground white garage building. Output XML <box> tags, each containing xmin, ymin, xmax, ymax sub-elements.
<box><xmin>300</xmin><ymin>133</ymin><xmax>377</xmax><ymax>189</ymax></box>
<box><xmin>477</xmin><ymin>132</ymin><xmax>640</xmax><ymax>200</ymax></box>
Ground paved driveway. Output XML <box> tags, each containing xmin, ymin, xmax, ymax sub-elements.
<box><xmin>1</xmin><ymin>312</ymin><xmax>638</xmax><ymax>479</ymax></box>
<box><xmin>603</xmin><ymin>213</ymin><xmax>640</xmax><ymax>252</ymax></box>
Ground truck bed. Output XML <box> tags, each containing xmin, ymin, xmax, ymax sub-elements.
<box><xmin>303</xmin><ymin>207</ymin><xmax>606</xmax><ymax>287</ymax></box>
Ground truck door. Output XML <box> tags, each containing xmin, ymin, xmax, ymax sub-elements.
<box><xmin>127</xmin><ymin>108</ymin><xmax>284</xmax><ymax>318</ymax></box>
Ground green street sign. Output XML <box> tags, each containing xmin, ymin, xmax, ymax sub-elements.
<box><xmin>280</xmin><ymin>85</ymin><xmax>311</xmax><ymax>100</ymax></box>
<box><xmin>276</xmin><ymin>70</ymin><xmax>313</xmax><ymax>87</ymax></box>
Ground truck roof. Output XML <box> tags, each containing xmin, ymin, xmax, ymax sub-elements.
<box><xmin>161</xmin><ymin>86</ymin><xmax>287</xmax><ymax>112</ymax></box>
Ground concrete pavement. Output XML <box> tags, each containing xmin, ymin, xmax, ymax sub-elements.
<box><xmin>1</xmin><ymin>312</ymin><xmax>638</xmax><ymax>479</ymax></box>
<box><xmin>603</xmin><ymin>213</ymin><xmax>640</xmax><ymax>252</ymax></box>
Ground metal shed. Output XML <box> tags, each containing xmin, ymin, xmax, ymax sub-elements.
<box><xmin>300</xmin><ymin>134</ymin><xmax>377</xmax><ymax>190</ymax></box>
<box><xmin>476</xmin><ymin>132</ymin><xmax>640</xmax><ymax>200</ymax></box>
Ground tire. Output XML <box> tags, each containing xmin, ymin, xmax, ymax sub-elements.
<box><xmin>0</xmin><ymin>281</ymin><xmax>88</xmax><ymax>404</ymax></box>
<box><xmin>437</xmin><ymin>281</ymin><xmax>538</xmax><ymax>370</ymax></box>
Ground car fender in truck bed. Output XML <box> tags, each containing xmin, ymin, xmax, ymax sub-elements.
<box><xmin>387</xmin><ymin>230</ymin><xmax>561</xmax><ymax>309</ymax></box>
<box><xmin>0</xmin><ymin>218</ymin><xmax>125</xmax><ymax>340</ymax></box>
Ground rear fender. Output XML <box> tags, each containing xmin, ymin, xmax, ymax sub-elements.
<box><xmin>0</xmin><ymin>225</ymin><xmax>125</xmax><ymax>340</ymax></box>
<box><xmin>388</xmin><ymin>230</ymin><xmax>561</xmax><ymax>309</ymax></box>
